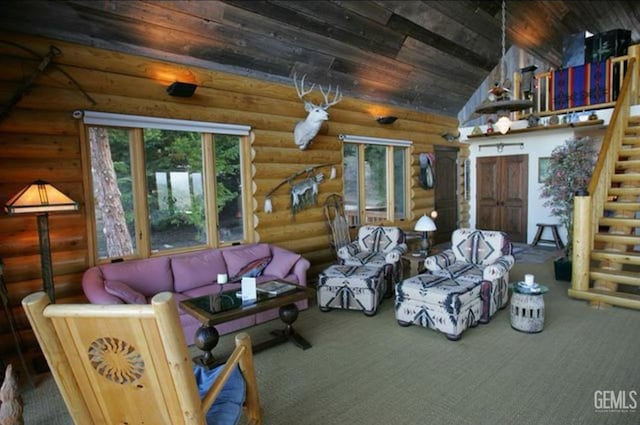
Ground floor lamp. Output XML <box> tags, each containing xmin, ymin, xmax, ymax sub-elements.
<box><xmin>4</xmin><ymin>180</ymin><xmax>78</xmax><ymax>303</ymax></box>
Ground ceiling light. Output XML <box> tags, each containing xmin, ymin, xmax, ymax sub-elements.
<box><xmin>495</xmin><ymin>116</ymin><xmax>511</xmax><ymax>134</ymax></box>
<box><xmin>474</xmin><ymin>0</ymin><xmax>533</xmax><ymax>120</ymax></box>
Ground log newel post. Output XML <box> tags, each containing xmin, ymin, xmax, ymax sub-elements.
<box><xmin>572</xmin><ymin>190</ymin><xmax>591</xmax><ymax>291</ymax></box>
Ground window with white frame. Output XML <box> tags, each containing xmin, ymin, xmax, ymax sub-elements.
<box><xmin>83</xmin><ymin>111</ymin><xmax>251</xmax><ymax>261</ymax></box>
<box><xmin>340</xmin><ymin>134</ymin><xmax>410</xmax><ymax>226</ymax></box>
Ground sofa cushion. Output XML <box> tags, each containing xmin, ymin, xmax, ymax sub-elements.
<box><xmin>230</xmin><ymin>256</ymin><xmax>271</xmax><ymax>282</ymax></box>
<box><xmin>263</xmin><ymin>245</ymin><xmax>302</xmax><ymax>279</ymax></box>
<box><xmin>222</xmin><ymin>243</ymin><xmax>271</xmax><ymax>278</ymax></box>
<box><xmin>172</xmin><ymin>249</ymin><xmax>227</xmax><ymax>293</ymax></box>
<box><xmin>104</xmin><ymin>280</ymin><xmax>147</xmax><ymax>304</ymax></box>
<box><xmin>99</xmin><ymin>256</ymin><xmax>173</xmax><ymax>296</ymax></box>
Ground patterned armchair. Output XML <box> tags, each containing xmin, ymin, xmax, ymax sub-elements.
<box><xmin>337</xmin><ymin>226</ymin><xmax>407</xmax><ymax>296</ymax></box>
<box><xmin>425</xmin><ymin>228</ymin><xmax>514</xmax><ymax>321</ymax></box>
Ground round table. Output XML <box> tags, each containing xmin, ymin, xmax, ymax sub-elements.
<box><xmin>510</xmin><ymin>283</ymin><xmax>549</xmax><ymax>333</ymax></box>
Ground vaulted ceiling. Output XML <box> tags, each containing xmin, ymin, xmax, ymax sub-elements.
<box><xmin>1</xmin><ymin>1</ymin><xmax>639</xmax><ymax>119</ymax></box>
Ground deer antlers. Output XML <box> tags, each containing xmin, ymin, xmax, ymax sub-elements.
<box><xmin>293</xmin><ymin>73</ymin><xmax>342</xmax><ymax>110</ymax></box>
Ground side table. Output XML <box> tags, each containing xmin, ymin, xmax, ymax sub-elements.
<box><xmin>510</xmin><ymin>283</ymin><xmax>549</xmax><ymax>333</ymax></box>
<box><xmin>401</xmin><ymin>252</ymin><xmax>427</xmax><ymax>277</ymax></box>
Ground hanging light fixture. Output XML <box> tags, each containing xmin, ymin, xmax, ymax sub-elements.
<box><xmin>473</xmin><ymin>0</ymin><xmax>533</xmax><ymax>134</ymax></box>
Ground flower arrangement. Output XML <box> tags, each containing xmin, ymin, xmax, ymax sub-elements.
<box><xmin>540</xmin><ymin>136</ymin><xmax>597</xmax><ymax>258</ymax></box>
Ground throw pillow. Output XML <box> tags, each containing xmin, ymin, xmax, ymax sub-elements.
<box><xmin>263</xmin><ymin>246</ymin><xmax>302</xmax><ymax>278</ymax></box>
<box><xmin>104</xmin><ymin>280</ymin><xmax>147</xmax><ymax>304</ymax></box>
<box><xmin>230</xmin><ymin>256</ymin><xmax>272</xmax><ymax>282</ymax></box>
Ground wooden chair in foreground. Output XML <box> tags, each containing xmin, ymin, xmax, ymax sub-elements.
<box><xmin>22</xmin><ymin>291</ymin><xmax>262</xmax><ymax>425</ymax></box>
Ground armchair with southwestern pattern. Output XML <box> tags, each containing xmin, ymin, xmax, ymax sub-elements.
<box><xmin>337</xmin><ymin>226</ymin><xmax>407</xmax><ymax>297</ymax></box>
<box><xmin>425</xmin><ymin>228</ymin><xmax>515</xmax><ymax>321</ymax></box>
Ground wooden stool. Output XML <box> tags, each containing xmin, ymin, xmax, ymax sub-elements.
<box><xmin>531</xmin><ymin>223</ymin><xmax>565</xmax><ymax>249</ymax></box>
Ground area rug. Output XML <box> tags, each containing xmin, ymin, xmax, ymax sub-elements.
<box><xmin>433</xmin><ymin>242</ymin><xmax>560</xmax><ymax>264</ymax></box>
<box><xmin>512</xmin><ymin>243</ymin><xmax>561</xmax><ymax>264</ymax></box>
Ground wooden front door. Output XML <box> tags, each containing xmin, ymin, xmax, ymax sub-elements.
<box><xmin>434</xmin><ymin>146</ymin><xmax>459</xmax><ymax>245</ymax></box>
<box><xmin>476</xmin><ymin>154</ymin><xmax>528</xmax><ymax>242</ymax></box>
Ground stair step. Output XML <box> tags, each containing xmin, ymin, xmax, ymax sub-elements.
<box><xmin>618</xmin><ymin>148</ymin><xmax>640</xmax><ymax>157</ymax></box>
<box><xmin>609</xmin><ymin>187</ymin><xmax>640</xmax><ymax>196</ymax></box>
<box><xmin>594</xmin><ymin>233</ymin><xmax>640</xmax><ymax>245</ymax></box>
<box><xmin>590</xmin><ymin>267</ymin><xmax>640</xmax><ymax>286</ymax></box>
<box><xmin>622</xmin><ymin>137</ymin><xmax>640</xmax><ymax>145</ymax></box>
<box><xmin>615</xmin><ymin>160</ymin><xmax>640</xmax><ymax>169</ymax></box>
<box><xmin>568</xmin><ymin>288</ymin><xmax>640</xmax><ymax>310</ymax></box>
<box><xmin>599</xmin><ymin>217</ymin><xmax>640</xmax><ymax>227</ymax></box>
<box><xmin>603</xmin><ymin>201</ymin><xmax>640</xmax><ymax>210</ymax></box>
<box><xmin>611</xmin><ymin>173</ymin><xmax>640</xmax><ymax>182</ymax></box>
<box><xmin>591</xmin><ymin>249</ymin><xmax>640</xmax><ymax>265</ymax></box>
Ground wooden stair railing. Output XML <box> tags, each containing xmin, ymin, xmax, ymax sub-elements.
<box><xmin>571</xmin><ymin>56</ymin><xmax>640</xmax><ymax>309</ymax></box>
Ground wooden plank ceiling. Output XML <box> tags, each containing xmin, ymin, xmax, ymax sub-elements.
<box><xmin>0</xmin><ymin>0</ymin><xmax>638</xmax><ymax>118</ymax></box>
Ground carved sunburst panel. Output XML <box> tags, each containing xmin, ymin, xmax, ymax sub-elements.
<box><xmin>87</xmin><ymin>337</ymin><xmax>145</xmax><ymax>385</ymax></box>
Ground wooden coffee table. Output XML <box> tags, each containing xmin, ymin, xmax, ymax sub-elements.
<box><xmin>180</xmin><ymin>280</ymin><xmax>314</xmax><ymax>366</ymax></box>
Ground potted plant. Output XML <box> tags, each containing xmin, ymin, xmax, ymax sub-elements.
<box><xmin>540</xmin><ymin>136</ymin><xmax>597</xmax><ymax>281</ymax></box>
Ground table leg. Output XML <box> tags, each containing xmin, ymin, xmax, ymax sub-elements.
<box><xmin>193</xmin><ymin>324</ymin><xmax>220</xmax><ymax>367</ymax></box>
<box><xmin>268</xmin><ymin>303</ymin><xmax>311</xmax><ymax>350</ymax></box>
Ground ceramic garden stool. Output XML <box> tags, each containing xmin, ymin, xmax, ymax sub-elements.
<box><xmin>394</xmin><ymin>273</ymin><xmax>491</xmax><ymax>341</ymax></box>
<box><xmin>510</xmin><ymin>283</ymin><xmax>549</xmax><ymax>333</ymax></box>
<box><xmin>317</xmin><ymin>264</ymin><xmax>385</xmax><ymax>316</ymax></box>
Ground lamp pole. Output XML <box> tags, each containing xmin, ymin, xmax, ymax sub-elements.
<box><xmin>36</xmin><ymin>212</ymin><xmax>55</xmax><ymax>302</ymax></box>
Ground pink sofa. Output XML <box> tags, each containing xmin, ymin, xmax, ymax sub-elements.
<box><xmin>82</xmin><ymin>243</ymin><xmax>310</xmax><ymax>344</ymax></box>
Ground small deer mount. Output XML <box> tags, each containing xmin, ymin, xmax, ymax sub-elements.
<box><xmin>293</xmin><ymin>73</ymin><xmax>342</xmax><ymax>150</ymax></box>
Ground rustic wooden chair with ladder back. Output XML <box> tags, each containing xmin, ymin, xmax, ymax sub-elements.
<box><xmin>22</xmin><ymin>291</ymin><xmax>263</xmax><ymax>425</ymax></box>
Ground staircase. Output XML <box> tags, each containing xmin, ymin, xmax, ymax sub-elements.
<box><xmin>591</xmin><ymin>116</ymin><xmax>640</xmax><ymax>300</ymax></box>
<box><xmin>570</xmin><ymin>57</ymin><xmax>640</xmax><ymax>309</ymax></box>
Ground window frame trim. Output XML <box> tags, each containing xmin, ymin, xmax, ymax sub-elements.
<box><xmin>80</xmin><ymin>112</ymin><xmax>253</xmax><ymax>265</ymax></box>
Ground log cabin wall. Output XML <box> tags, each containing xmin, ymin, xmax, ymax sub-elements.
<box><xmin>0</xmin><ymin>31</ymin><xmax>466</xmax><ymax>362</ymax></box>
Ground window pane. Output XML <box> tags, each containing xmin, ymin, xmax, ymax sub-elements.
<box><xmin>215</xmin><ymin>135</ymin><xmax>244</xmax><ymax>243</ymax></box>
<box><xmin>144</xmin><ymin>129</ymin><xmax>206</xmax><ymax>252</ymax></box>
<box><xmin>89</xmin><ymin>127</ymin><xmax>136</xmax><ymax>259</ymax></box>
<box><xmin>364</xmin><ymin>145</ymin><xmax>387</xmax><ymax>224</ymax></box>
<box><xmin>394</xmin><ymin>147</ymin><xmax>406</xmax><ymax>220</ymax></box>
<box><xmin>343</xmin><ymin>143</ymin><xmax>360</xmax><ymax>226</ymax></box>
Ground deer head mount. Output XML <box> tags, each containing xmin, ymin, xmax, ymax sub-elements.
<box><xmin>293</xmin><ymin>73</ymin><xmax>342</xmax><ymax>150</ymax></box>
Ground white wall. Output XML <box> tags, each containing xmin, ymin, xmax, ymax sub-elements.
<box><xmin>458</xmin><ymin>106</ymin><xmax>640</xmax><ymax>244</ymax></box>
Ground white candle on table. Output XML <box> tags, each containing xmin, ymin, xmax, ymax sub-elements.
<box><xmin>524</xmin><ymin>274</ymin><xmax>535</xmax><ymax>286</ymax></box>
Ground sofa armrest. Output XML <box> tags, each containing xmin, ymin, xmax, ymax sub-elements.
<box><xmin>291</xmin><ymin>256</ymin><xmax>311</xmax><ymax>287</ymax></box>
<box><xmin>385</xmin><ymin>243</ymin><xmax>408</xmax><ymax>264</ymax></box>
<box><xmin>82</xmin><ymin>267</ymin><xmax>124</xmax><ymax>304</ymax></box>
<box><xmin>482</xmin><ymin>255</ymin><xmax>515</xmax><ymax>280</ymax></box>
<box><xmin>425</xmin><ymin>249</ymin><xmax>457</xmax><ymax>271</ymax></box>
<box><xmin>337</xmin><ymin>241</ymin><xmax>361</xmax><ymax>261</ymax></box>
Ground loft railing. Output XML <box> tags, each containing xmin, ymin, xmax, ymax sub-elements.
<box><xmin>513</xmin><ymin>45</ymin><xmax>640</xmax><ymax>119</ymax></box>
<box><xmin>571</xmin><ymin>56</ymin><xmax>636</xmax><ymax>301</ymax></box>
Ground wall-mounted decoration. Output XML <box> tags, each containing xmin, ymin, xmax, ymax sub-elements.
<box><xmin>463</xmin><ymin>159</ymin><xmax>471</xmax><ymax>201</ymax></box>
<box><xmin>293</xmin><ymin>74</ymin><xmax>342</xmax><ymax>150</ymax></box>
<box><xmin>538</xmin><ymin>157</ymin><xmax>551</xmax><ymax>183</ymax></box>
<box><xmin>419</xmin><ymin>153</ymin><xmax>435</xmax><ymax>189</ymax></box>
<box><xmin>264</xmin><ymin>163</ymin><xmax>336</xmax><ymax>217</ymax></box>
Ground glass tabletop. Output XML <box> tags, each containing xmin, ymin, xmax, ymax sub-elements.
<box><xmin>180</xmin><ymin>279</ymin><xmax>309</xmax><ymax>320</ymax></box>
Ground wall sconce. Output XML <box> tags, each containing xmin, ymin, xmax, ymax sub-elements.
<box><xmin>5</xmin><ymin>180</ymin><xmax>79</xmax><ymax>302</ymax></box>
<box><xmin>166</xmin><ymin>81</ymin><xmax>197</xmax><ymax>97</ymax></box>
<box><xmin>376</xmin><ymin>116</ymin><xmax>398</xmax><ymax>125</ymax></box>
<box><xmin>478</xmin><ymin>142</ymin><xmax>524</xmax><ymax>152</ymax></box>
